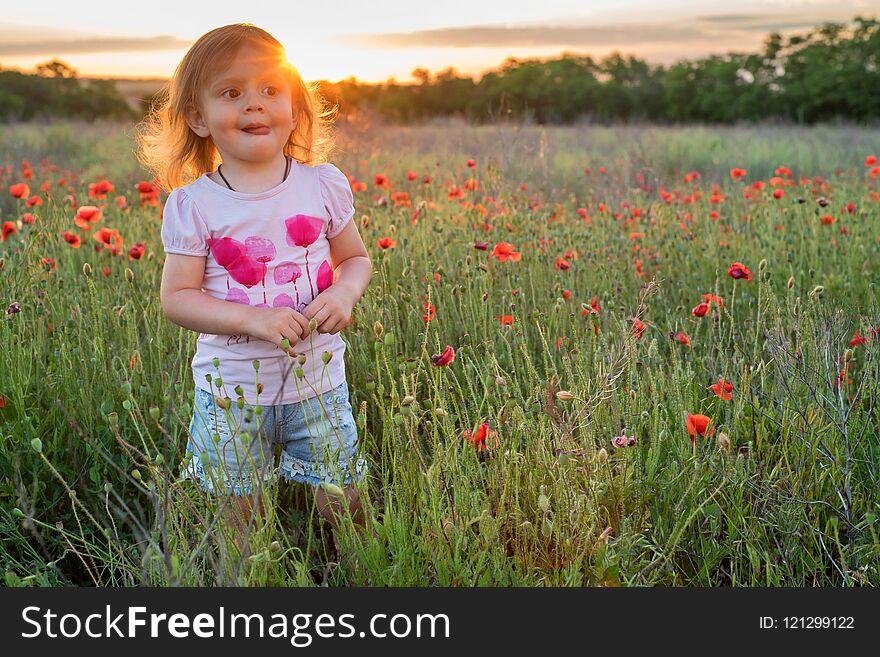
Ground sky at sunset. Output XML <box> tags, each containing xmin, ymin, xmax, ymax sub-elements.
<box><xmin>0</xmin><ymin>0</ymin><xmax>875</xmax><ymax>83</ymax></box>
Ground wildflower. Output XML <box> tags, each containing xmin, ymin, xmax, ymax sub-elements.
<box><xmin>865</xmin><ymin>155</ymin><xmax>878</xmax><ymax>167</ymax></box>
<box><xmin>9</xmin><ymin>183</ymin><xmax>30</xmax><ymax>198</ymax></box>
<box><xmin>686</xmin><ymin>413</ymin><xmax>715</xmax><ymax>440</ymax></box>
<box><xmin>555</xmin><ymin>257</ymin><xmax>570</xmax><ymax>270</ymax></box>
<box><xmin>631</xmin><ymin>318</ymin><xmax>647</xmax><ymax>339</ymax></box>
<box><xmin>1</xmin><ymin>221</ymin><xmax>16</xmax><ymax>241</ymax></box>
<box><xmin>463</xmin><ymin>422</ymin><xmax>499</xmax><ymax>450</ymax></box>
<box><xmin>473</xmin><ymin>241</ymin><xmax>489</xmax><ymax>250</ymax></box>
<box><xmin>377</xmin><ymin>237</ymin><xmax>396</xmax><ymax>249</ymax></box>
<box><xmin>499</xmin><ymin>315</ymin><xmax>514</xmax><ymax>326</ymax></box>
<box><xmin>692</xmin><ymin>302</ymin><xmax>710</xmax><ymax>318</ymax></box>
<box><xmin>62</xmin><ymin>231</ymin><xmax>81</xmax><ymax>248</ymax></box>
<box><xmin>6</xmin><ymin>302</ymin><xmax>21</xmax><ymax>315</ymax></box>
<box><xmin>581</xmin><ymin>296</ymin><xmax>600</xmax><ymax>316</ymax></box>
<box><xmin>708</xmin><ymin>378</ymin><xmax>733</xmax><ymax>401</ymax></box>
<box><xmin>772</xmin><ymin>189</ymin><xmax>785</xmax><ymax>200</ymax></box>
<box><xmin>849</xmin><ymin>331</ymin><xmax>868</xmax><ymax>347</ymax></box>
<box><xmin>128</xmin><ymin>242</ymin><xmax>146</xmax><ymax>260</ymax></box>
<box><xmin>74</xmin><ymin>205</ymin><xmax>102</xmax><ymax>230</ymax></box>
<box><xmin>611</xmin><ymin>434</ymin><xmax>636</xmax><ymax>448</ymax></box>
<box><xmin>430</xmin><ymin>345</ymin><xmax>455</xmax><ymax>366</ymax></box>
<box><xmin>702</xmin><ymin>293</ymin><xmax>723</xmax><ymax>307</ymax></box>
<box><xmin>406</xmin><ymin>171</ymin><xmax>417</xmax><ymax>181</ymax></box>
<box><xmin>728</xmin><ymin>262</ymin><xmax>752</xmax><ymax>281</ymax></box>
<box><xmin>466</xmin><ymin>159</ymin><xmax>476</xmax><ymax>168</ymax></box>
<box><xmin>674</xmin><ymin>331</ymin><xmax>691</xmax><ymax>347</ymax></box>
<box><xmin>423</xmin><ymin>302</ymin><xmax>436</xmax><ymax>323</ymax></box>
<box><xmin>491</xmin><ymin>242</ymin><xmax>521</xmax><ymax>262</ymax></box>
<box><xmin>729</xmin><ymin>168</ymin><xmax>746</xmax><ymax>180</ymax></box>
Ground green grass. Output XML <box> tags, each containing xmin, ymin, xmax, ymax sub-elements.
<box><xmin>1</xmin><ymin>118</ymin><xmax>879</xmax><ymax>586</ymax></box>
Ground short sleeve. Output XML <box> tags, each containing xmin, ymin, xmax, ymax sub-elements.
<box><xmin>318</xmin><ymin>164</ymin><xmax>356</xmax><ymax>239</ymax></box>
<box><xmin>160</xmin><ymin>188</ymin><xmax>210</xmax><ymax>256</ymax></box>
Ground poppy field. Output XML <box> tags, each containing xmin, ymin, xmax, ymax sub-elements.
<box><xmin>1</xmin><ymin>119</ymin><xmax>879</xmax><ymax>586</ymax></box>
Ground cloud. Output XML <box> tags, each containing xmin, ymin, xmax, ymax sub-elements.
<box><xmin>345</xmin><ymin>23</ymin><xmax>716</xmax><ymax>49</ymax></box>
<box><xmin>0</xmin><ymin>33</ymin><xmax>190</xmax><ymax>56</ymax></box>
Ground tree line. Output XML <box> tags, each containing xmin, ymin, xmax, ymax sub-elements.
<box><xmin>2</xmin><ymin>17</ymin><xmax>878</xmax><ymax>125</ymax></box>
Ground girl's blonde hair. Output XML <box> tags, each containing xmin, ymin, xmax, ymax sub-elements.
<box><xmin>135</xmin><ymin>23</ymin><xmax>338</xmax><ymax>193</ymax></box>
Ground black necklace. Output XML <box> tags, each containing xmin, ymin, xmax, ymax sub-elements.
<box><xmin>217</xmin><ymin>156</ymin><xmax>291</xmax><ymax>192</ymax></box>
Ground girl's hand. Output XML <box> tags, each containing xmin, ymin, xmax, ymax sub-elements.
<box><xmin>245</xmin><ymin>307</ymin><xmax>311</xmax><ymax>352</ymax></box>
<box><xmin>303</xmin><ymin>287</ymin><xmax>354</xmax><ymax>335</ymax></box>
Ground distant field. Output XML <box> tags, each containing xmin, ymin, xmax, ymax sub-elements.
<box><xmin>1</xmin><ymin>119</ymin><xmax>879</xmax><ymax>586</ymax></box>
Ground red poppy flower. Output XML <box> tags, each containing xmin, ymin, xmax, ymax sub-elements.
<box><xmin>582</xmin><ymin>296</ymin><xmax>600</xmax><ymax>316</ymax></box>
<box><xmin>772</xmin><ymin>189</ymin><xmax>785</xmax><ymax>199</ymax></box>
<box><xmin>674</xmin><ymin>331</ymin><xmax>691</xmax><ymax>347</ymax></box>
<box><xmin>128</xmin><ymin>242</ymin><xmax>146</xmax><ymax>261</ymax></box>
<box><xmin>491</xmin><ymin>242</ymin><xmax>521</xmax><ymax>262</ymax></box>
<box><xmin>555</xmin><ymin>257</ymin><xmax>570</xmax><ymax>270</ymax></box>
<box><xmin>93</xmin><ymin>227</ymin><xmax>124</xmax><ymax>253</ymax></box>
<box><xmin>9</xmin><ymin>183</ymin><xmax>29</xmax><ymax>198</ymax></box>
<box><xmin>692</xmin><ymin>302</ymin><xmax>710</xmax><ymax>317</ymax></box>
<box><xmin>709</xmin><ymin>378</ymin><xmax>733</xmax><ymax>400</ymax></box>
<box><xmin>865</xmin><ymin>155</ymin><xmax>878</xmax><ymax>167</ymax></box>
<box><xmin>702</xmin><ymin>293</ymin><xmax>723</xmax><ymax>307</ymax></box>
<box><xmin>74</xmin><ymin>205</ymin><xmax>102</xmax><ymax>230</ymax></box>
<box><xmin>62</xmin><ymin>231</ymin><xmax>81</xmax><ymax>248</ymax></box>
<box><xmin>473</xmin><ymin>241</ymin><xmax>489</xmax><ymax>250</ymax></box>
<box><xmin>631</xmin><ymin>318</ymin><xmax>647</xmax><ymax>339</ymax></box>
<box><xmin>466</xmin><ymin>159</ymin><xmax>476</xmax><ymax>168</ymax></box>
<box><xmin>430</xmin><ymin>345</ymin><xmax>455</xmax><ymax>366</ymax></box>
<box><xmin>41</xmin><ymin>257</ymin><xmax>56</xmax><ymax>269</ymax></box>
<box><xmin>729</xmin><ymin>168</ymin><xmax>746</xmax><ymax>180</ymax></box>
<box><xmin>423</xmin><ymin>302</ymin><xmax>436</xmax><ymax>323</ymax></box>
<box><xmin>562</xmin><ymin>289</ymin><xmax>571</xmax><ymax>301</ymax></box>
<box><xmin>88</xmin><ymin>179</ymin><xmax>115</xmax><ymax>199</ymax></box>
<box><xmin>849</xmin><ymin>331</ymin><xmax>867</xmax><ymax>347</ymax></box>
<box><xmin>377</xmin><ymin>237</ymin><xmax>396</xmax><ymax>249</ymax></box>
<box><xmin>728</xmin><ymin>262</ymin><xmax>752</xmax><ymax>281</ymax></box>
<box><xmin>463</xmin><ymin>422</ymin><xmax>499</xmax><ymax>450</ymax></box>
<box><xmin>1</xmin><ymin>220</ymin><xmax>18</xmax><ymax>240</ymax></box>
<box><xmin>686</xmin><ymin>413</ymin><xmax>715</xmax><ymax>439</ymax></box>
<box><xmin>499</xmin><ymin>315</ymin><xmax>514</xmax><ymax>326</ymax></box>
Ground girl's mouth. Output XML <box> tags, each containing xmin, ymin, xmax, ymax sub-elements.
<box><xmin>242</xmin><ymin>126</ymin><xmax>270</xmax><ymax>135</ymax></box>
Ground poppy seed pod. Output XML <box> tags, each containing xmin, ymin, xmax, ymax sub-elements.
<box><xmin>556</xmin><ymin>390</ymin><xmax>575</xmax><ymax>401</ymax></box>
<box><xmin>787</xmin><ymin>276</ymin><xmax>795</xmax><ymax>289</ymax></box>
<box><xmin>82</xmin><ymin>262</ymin><xmax>92</xmax><ymax>276</ymax></box>
<box><xmin>597</xmin><ymin>447</ymin><xmax>608</xmax><ymax>464</ymax></box>
<box><xmin>758</xmin><ymin>259</ymin><xmax>767</xmax><ymax>273</ymax></box>
<box><xmin>373</xmin><ymin>321</ymin><xmax>384</xmax><ymax>339</ymax></box>
<box><xmin>125</xmin><ymin>267</ymin><xmax>135</xmax><ymax>283</ymax></box>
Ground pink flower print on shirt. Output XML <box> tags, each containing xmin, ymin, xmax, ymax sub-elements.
<box><xmin>274</xmin><ymin>261</ymin><xmax>303</xmax><ymax>308</ymax></box>
<box><xmin>226</xmin><ymin>288</ymin><xmax>250</xmax><ymax>304</ymax></box>
<box><xmin>207</xmin><ymin>236</ymin><xmax>266</xmax><ymax>288</ymax></box>
<box><xmin>272</xmin><ymin>292</ymin><xmax>295</xmax><ymax>308</ymax></box>
<box><xmin>316</xmin><ymin>259</ymin><xmax>334</xmax><ymax>293</ymax></box>
<box><xmin>245</xmin><ymin>235</ymin><xmax>277</xmax><ymax>304</ymax></box>
<box><xmin>284</xmin><ymin>214</ymin><xmax>323</xmax><ymax>299</ymax></box>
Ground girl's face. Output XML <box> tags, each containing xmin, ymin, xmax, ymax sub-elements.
<box><xmin>185</xmin><ymin>43</ymin><xmax>296</xmax><ymax>165</ymax></box>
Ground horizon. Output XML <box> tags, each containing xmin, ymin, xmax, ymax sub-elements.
<box><xmin>0</xmin><ymin>1</ymin><xmax>875</xmax><ymax>84</ymax></box>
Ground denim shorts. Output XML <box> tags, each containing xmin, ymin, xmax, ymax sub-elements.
<box><xmin>179</xmin><ymin>379</ymin><xmax>368</xmax><ymax>497</ymax></box>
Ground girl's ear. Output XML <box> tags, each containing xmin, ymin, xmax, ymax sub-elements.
<box><xmin>184</xmin><ymin>105</ymin><xmax>211</xmax><ymax>138</ymax></box>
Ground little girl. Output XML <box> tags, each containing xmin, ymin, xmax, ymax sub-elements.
<box><xmin>135</xmin><ymin>23</ymin><xmax>372</xmax><ymax>562</ymax></box>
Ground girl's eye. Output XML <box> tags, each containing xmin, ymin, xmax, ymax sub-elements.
<box><xmin>222</xmin><ymin>89</ymin><xmax>240</xmax><ymax>98</ymax></box>
<box><xmin>265</xmin><ymin>86</ymin><xmax>278</xmax><ymax>95</ymax></box>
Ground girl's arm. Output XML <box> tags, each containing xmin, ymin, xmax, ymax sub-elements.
<box><xmin>160</xmin><ymin>254</ymin><xmax>256</xmax><ymax>335</ymax></box>
<box><xmin>303</xmin><ymin>221</ymin><xmax>372</xmax><ymax>333</ymax></box>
